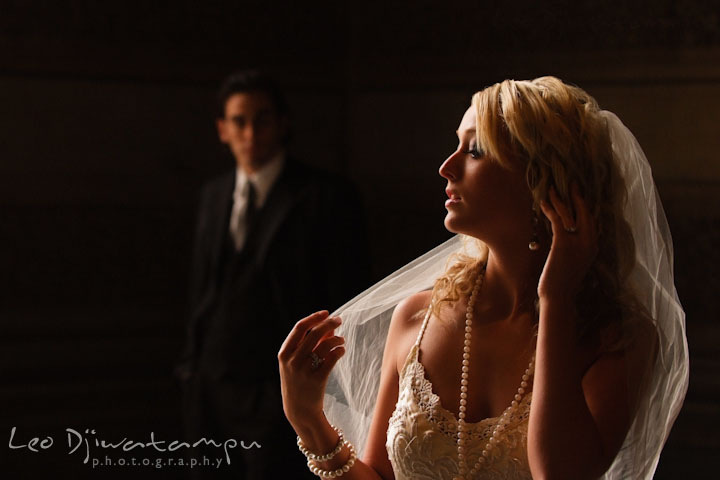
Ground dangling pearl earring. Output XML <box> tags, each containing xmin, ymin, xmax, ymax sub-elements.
<box><xmin>528</xmin><ymin>208</ymin><xmax>540</xmax><ymax>251</ymax></box>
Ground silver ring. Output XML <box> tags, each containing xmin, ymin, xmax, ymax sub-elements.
<box><xmin>565</xmin><ymin>225</ymin><xmax>578</xmax><ymax>233</ymax></box>
<box><xmin>310</xmin><ymin>352</ymin><xmax>324</xmax><ymax>370</ymax></box>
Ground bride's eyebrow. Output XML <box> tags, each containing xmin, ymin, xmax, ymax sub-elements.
<box><xmin>455</xmin><ymin>128</ymin><xmax>476</xmax><ymax>142</ymax></box>
<box><xmin>455</xmin><ymin>127</ymin><xmax>475</xmax><ymax>135</ymax></box>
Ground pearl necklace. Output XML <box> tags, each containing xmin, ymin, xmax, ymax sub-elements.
<box><xmin>454</xmin><ymin>268</ymin><xmax>536</xmax><ymax>480</ymax></box>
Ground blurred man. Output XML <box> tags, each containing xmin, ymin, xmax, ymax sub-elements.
<box><xmin>178</xmin><ymin>70</ymin><xmax>368</xmax><ymax>479</ymax></box>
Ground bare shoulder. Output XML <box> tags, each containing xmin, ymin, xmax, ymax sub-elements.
<box><xmin>390</xmin><ymin>290</ymin><xmax>432</xmax><ymax>335</ymax></box>
<box><xmin>386</xmin><ymin>290</ymin><xmax>433</xmax><ymax>373</ymax></box>
<box><xmin>394</xmin><ymin>290</ymin><xmax>432</xmax><ymax>324</ymax></box>
<box><xmin>361</xmin><ymin>289</ymin><xmax>433</xmax><ymax>477</ymax></box>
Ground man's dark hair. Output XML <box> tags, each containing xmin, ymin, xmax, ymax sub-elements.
<box><xmin>216</xmin><ymin>70</ymin><xmax>289</xmax><ymax>119</ymax></box>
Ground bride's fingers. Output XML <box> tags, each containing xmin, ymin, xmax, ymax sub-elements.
<box><xmin>294</xmin><ymin>316</ymin><xmax>342</xmax><ymax>360</ymax></box>
<box><xmin>313</xmin><ymin>335</ymin><xmax>345</xmax><ymax>360</ymax></box>
<box><xmin>540</xmin><ymin>200</ymin><xmax>563</xmax><ymax>236</ymax></box>
<box><xmin>278</xmin><ymin>310</ymin><xmax>329</xmax><ymax>361</ymax></box>
<box><xmin>549</xmin><ymin>187</ymin><xmax>576</xmax><ymax>230</ymax></box>
<box><xmin>316</xmin><ymin>345</ymin><xmax>346</xmax><ymax>377</ymax></box>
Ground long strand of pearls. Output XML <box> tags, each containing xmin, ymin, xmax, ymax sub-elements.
<box><xmin>455</xmin><ymin>269</ymin><xmax>484</xmax><ymax>479</ymax></box>
<box><xmin>454</xmin><ymin>267</ymin><xmax>536</xmax><ymax>480</ymax></box>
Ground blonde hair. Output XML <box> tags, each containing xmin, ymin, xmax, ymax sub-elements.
<box><xmin>431</xmin><ymin>76</ymin><xmax>646</xmax><ymax>347</ymax></box>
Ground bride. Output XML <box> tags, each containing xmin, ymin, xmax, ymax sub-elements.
<box><xmin>277</xmin><ymin>77</ymin><xmax>688</xmax><ymax>479</ymax></box>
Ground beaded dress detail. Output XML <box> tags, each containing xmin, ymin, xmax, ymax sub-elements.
<box><xmin>385</xmin><ymin>307</ymin><xmax>532</xmax><ymax>480</ymax></box>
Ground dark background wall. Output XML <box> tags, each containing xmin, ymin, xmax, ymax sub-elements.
<box><xmin>1</xmin><ymin>1</ymin><xmax>718</xmax><ymax>478</ymax></box>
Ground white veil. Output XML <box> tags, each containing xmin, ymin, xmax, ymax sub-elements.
<box><xmin>598</xmin><ymin>111</ymin><xmax>689</xmax><ymax>478</ymax></box>
<box><xmin>323</xmin><ymin>110</ymin><xmax>689</xmax><ymax>479</ymax></box>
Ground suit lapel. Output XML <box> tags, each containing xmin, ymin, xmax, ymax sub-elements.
<box><xmin>186</xmin><ymin>170</ymin><xmax>234</xmax><ymax>356</ymax></box>
<box><xmin>208</xmin><ymin>171</ymin><xmax>236</xmax><ymax>276</ymax></box>
<box><xmin>247</xmin><ymin>162</ymin><xmax>304</xmax><ymax>264</ymax></box>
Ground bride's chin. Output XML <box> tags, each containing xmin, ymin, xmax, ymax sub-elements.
<box><xmin>443</xmin><ymin>215</ymin><xmax>465</xmax><ymax>235</ymax></box>
<box><xmin>444</xmin><ymin>217</ymin><xmax>484</xmax><ymax>241</ymax></box>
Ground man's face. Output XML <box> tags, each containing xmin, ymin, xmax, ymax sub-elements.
<box><xmin>216</xmin><ymin>92</ymin><xmax>287</xmax><ymax>173</ymax></box>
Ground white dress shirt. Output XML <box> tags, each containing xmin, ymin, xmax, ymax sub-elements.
<box><xmin>228</xmin><ymin>152</ymin><xmax>285</xmax><ymax>250</ymax></box>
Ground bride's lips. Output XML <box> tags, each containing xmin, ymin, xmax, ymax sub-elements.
<box><xmin>445</xmin><ymin>188</ymin><xmax>461</xmax><ymax>208</ymax></box>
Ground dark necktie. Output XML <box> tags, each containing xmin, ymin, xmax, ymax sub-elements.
<box><xmin>245</xmin><ymin>181</ymin><xmax>258</xmax><ymax>231</ymax></box>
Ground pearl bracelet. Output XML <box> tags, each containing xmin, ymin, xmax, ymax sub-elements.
<box><xmin>307</xmin><ymin>440</ymin><xmax>357</xmax><ymax>478</ymax></box>
<box><xmin>297</xmin><ymin>425</ymin><xmax>345</xmax><ymax>462</ymax></box>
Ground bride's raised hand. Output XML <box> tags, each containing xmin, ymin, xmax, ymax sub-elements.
<box><xmin>278</xmin><ymin>311</ymin><xmax>345</xmax><ymax>429</ymax></box>
<box><xmin>538</xmin><ymin>183</ymin><xmax>598</xmax><ymax>300</ymax></box>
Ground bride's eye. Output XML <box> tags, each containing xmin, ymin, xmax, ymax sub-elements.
<box><xmin>464</xmin><ymin>144</ymin><xmax>484</xmax><ymax>159</ymax></box>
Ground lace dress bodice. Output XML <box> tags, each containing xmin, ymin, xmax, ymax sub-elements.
<box><xmin>385</xmin><ymin>309</ymin><xmax>532</xmax><ymax>480</ymax></box>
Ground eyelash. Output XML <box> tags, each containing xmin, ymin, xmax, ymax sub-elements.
<box><xmin>464</xmin><ymin>145</ymin><xmax>484</xmax><ymax>159</ymax></box>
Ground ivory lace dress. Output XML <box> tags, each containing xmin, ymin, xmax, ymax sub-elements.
<box><xmin>386</xmin><ymin>309</ymin><xmax>532</xmax><ymax>480</ymax></box>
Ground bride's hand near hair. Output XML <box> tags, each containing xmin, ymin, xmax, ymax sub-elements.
<box><xmin>531</xmin><ymin>183</ymin><xmax>629</xmax><ymax>479</ymax></box>
<box><xmin>538</xmin><ymin>183</ymin><xmax>598</xmax><ymax>300</ymax></box>
<box><xmin>278</xmin><ymin>310</ymin><xmax>345</xmax><ymax>429</ymax></box>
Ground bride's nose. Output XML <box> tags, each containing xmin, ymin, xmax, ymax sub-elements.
<box><xmin>439</xmin><ymin>151</ymin><xmax>461</xmax><ymax>180</ymax></box>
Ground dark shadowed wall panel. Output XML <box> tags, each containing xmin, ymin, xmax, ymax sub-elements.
<box><xmin>2</xmin><ymin>1</ymin><xmax>719</xmax><ymax>478</ymax></box>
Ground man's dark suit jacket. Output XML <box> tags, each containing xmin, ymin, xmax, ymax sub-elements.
<box><xmin>178</xmin><ymin>159</ymin><xmax>368</xmax><ymax>478</ymax></box>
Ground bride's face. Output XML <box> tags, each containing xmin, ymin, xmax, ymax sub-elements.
<box><xmin>439</xmin><ymin>106</ymin><xmax>533</xmax><ymax>245</ymax></box>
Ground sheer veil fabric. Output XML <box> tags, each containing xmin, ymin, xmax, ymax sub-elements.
<box><xmin>323</xmin><ymin>110</ymin><xmax>689</xmax><ymax>479</ymax></box>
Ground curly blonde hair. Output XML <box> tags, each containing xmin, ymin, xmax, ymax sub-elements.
<box><xmin>431</xmin><ymin>76</ymin><xmax>647</xmax><ymax>347</ymax></box>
